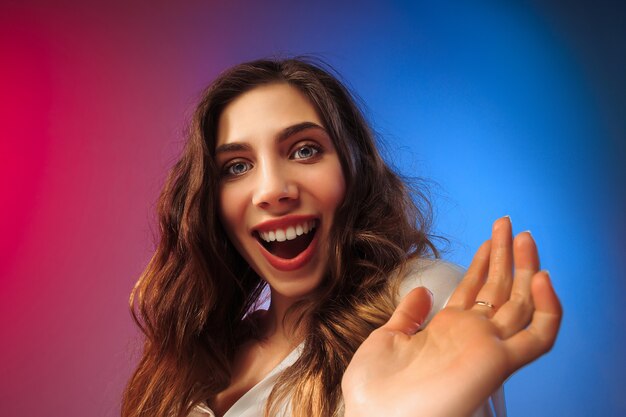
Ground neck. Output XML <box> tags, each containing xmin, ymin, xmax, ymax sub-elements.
<box><xmin>263</xmin><ymin>291</ymin><xmax>309</xmax><ymax>345</ymax></box>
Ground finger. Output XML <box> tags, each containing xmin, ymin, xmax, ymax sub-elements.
<box><xmin>513</xmin><ymin>230</ymin><xmax>540</xmax><ymax>272</ymax></box>
<box><xmin>492</xmin><ymin>232</ymin><xmax>538</xmax><ymax>338</ymax></box>
<box><xmin>473</xmin><ymin>216</ymin><xmax>513</xmax><ymax>315</ymax></box>
<box><xmin>503</xmin><ymin>271</ymin><xmax>562</xmax><ymax>371</ymax></box>
<box><xmin>383</xmin><ymin>287</ymin><xmax>434</xmax><ymax>334</ymax></box>
<box><xmin>446</xmin><ymin>240</ymin><xmax>491</xmax><ymax>309</ymax></box>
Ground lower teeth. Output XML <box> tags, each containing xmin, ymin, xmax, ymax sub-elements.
<box><xmin>263</xmin><ymin>229</ymin><xmax>315</xmax><ymax>259</ymax></box>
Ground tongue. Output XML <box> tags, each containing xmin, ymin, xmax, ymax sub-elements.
<box><xmin>266</xmin><ymin>232</ymin><xmax>314</xmax><ymax>259</ymax></box>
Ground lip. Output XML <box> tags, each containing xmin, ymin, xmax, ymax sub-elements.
<box><xmin>252</xmin><ymin>214</ymin><xmax>318</xmax><ymax>233</ymax></box>
<box><xmin>253</xmin><ymin>215</ymin><xmax>320</xmax><ymax>271</ymax></box>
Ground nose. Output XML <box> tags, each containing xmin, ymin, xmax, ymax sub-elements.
<box><xmin>251</xmin><ymin>161</ymin><xmax>299</xmax><ymax>209</ymax></box>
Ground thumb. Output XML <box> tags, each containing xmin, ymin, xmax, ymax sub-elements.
<box><xmin>383</xmin><ymin>287</ymin><xmax>434</xmax><ymax>334</ymax></box>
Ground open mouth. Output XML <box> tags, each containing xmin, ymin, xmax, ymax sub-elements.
<box><xmin>255</xmin><ymin>220</ymin><xmax>317</xmax><ymax>259</ymax></box>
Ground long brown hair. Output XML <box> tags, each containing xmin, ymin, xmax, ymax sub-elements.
<box><xmin>122</xmin><ymin>58</ymin><xmax>437</xmax><ymax>417</ymax></box>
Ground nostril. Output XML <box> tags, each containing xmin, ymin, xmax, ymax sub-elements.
<box><xmin>253</xmin><ymin>183</ymin><xmax>299</xmax><ymax>207</ymax></box>
<box><xmin>256</xmin><ymin>200</ymin><xmax>270</xmax><ymax>209</ymax></box>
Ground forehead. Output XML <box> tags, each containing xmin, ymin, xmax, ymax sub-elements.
<box><xmin>216</xmin><ymin>83</ymin><xmax>323</xmax><ymax>147</ymax></box>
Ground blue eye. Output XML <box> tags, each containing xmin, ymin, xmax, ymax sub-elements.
<box><xmin>291</xmin><ymin>144</ymin><xmax>320</xmax><ymax>160</ymax></box>
<box><xmin>224</xmin><ymin>161</ymin><xmax>252</xmax><ymax>177</ymax></box>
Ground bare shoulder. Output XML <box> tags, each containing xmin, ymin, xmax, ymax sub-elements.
<box><xmin>397</xmin><ymin>258</ymin><xmax>465</xmax><ymax>321</ymax></box>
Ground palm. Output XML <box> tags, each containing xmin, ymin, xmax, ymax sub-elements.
<box><xmin>346</xmin><ymin>309</ymin><xmax>509</xmax><ymax>417</ymax></box>
<box><xmin>342</xmin><ymin>218</ymin><xmax>562</xmax><ymax>417</ymax></box>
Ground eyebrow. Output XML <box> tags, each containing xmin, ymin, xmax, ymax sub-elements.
<box><xmin>215</xmin><ymin>121</ymin><xmax>326</xmax><ymax>155</ymax></box>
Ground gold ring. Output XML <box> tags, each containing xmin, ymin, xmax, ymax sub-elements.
<box><xmin>475</xmin><ymin>300</ymin><xmax>496</xmax><ymax>309</ymax></box>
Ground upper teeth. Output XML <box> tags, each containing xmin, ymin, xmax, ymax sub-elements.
<box><xmin>258</xmin><ymin>220</ymin><xmax>316</xmax><ymax>243</ymax></box>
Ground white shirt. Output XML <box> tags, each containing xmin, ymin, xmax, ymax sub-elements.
<box><xmin>190</xmin><ymin>260</ymin><xmax>506</xmax><ymax>417</ymax></box>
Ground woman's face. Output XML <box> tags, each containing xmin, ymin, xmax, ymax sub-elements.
<box><xmin>215</xmin><ymin>83</ymin><xmax>346</xmax><ymax>302</ymax></box>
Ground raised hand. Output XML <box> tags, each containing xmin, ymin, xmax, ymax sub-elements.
<box><xmin>342</xmin><ymin>217</ymin><xmax>562</xmax><ymax>417</ymax></box>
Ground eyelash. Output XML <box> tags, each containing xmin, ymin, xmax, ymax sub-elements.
<box><xmin>222</xmin><ymin>160</ymin><xmax>252</xmax><ymax>178</ymax></box>
<box><xmin>220</xmin><ymin>143</ymin><xmax>323</xmax><ymax>179</ymax></box>
<box><xmin>290</xmin><ymin>143</ymin><xmax>322</xmax><ymax>161</ymax></box>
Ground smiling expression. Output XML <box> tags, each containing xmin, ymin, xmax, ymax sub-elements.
<box><xmin>215</xmin><ymin>83</ymin><xmax>346</xmax><ymax>303</ymax></box>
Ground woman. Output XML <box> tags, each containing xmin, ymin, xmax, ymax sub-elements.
<box><xmin>122</xmin><ymin>58</ymin><xmax>561</xmax><ymax>417</ymax></box>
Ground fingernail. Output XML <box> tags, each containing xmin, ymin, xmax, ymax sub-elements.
<box><xmin>425</xmin><ymin>288</ymin><xmax>434</xmax><ymax>303</ymax></box>
<box><xmin>522</xmin><ymin>230</ymin><xmax>532</xmax><ymax>236</ymax></box>
<box><xmin>409</xmin><ymin>322</ymin><xmax>422</xmax><ymax>334</ymax></box>
<box><xmin>494</xmin><ymin>215</ymin><xmax>512</xmax><ymax>230</ymax></box>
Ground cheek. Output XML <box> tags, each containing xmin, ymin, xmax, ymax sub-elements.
<box><xmin>218</xmin><ymin>187</ymin><xmax>243</xmax><ymax>236</ymax></box>
<box><xmin>322</xmin><ymin>166</ymin><xmax>346</xmax><ymax>211</ymax></box>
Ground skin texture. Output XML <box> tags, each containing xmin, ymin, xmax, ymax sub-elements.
<box><xmin>216</xmin><ymin>83</ymin><xmax>345</xmax><ymax>316</ymax></box>
<box><xmin>342</xmin><ymin>217</ymin><xmax>562</xmax><ymax>417</ymax></box>
<box><xmin>212</xmin><ymin>83</ymin><xmax>346</xmax><ymax>414</ymax></box>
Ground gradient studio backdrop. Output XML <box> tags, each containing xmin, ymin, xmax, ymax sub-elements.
<box><xmin>1</xmin><ymin>1</ymin><xmax>624</xmax><ymax>416</ymax></box>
